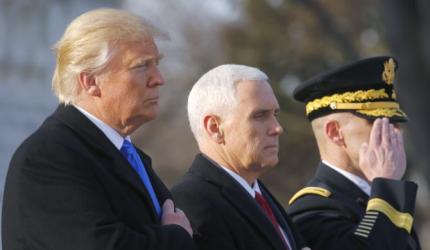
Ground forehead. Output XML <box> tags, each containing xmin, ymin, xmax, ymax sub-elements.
<box><xmin>235</xmin><ymin>80</ymin><xmax>279</xmax><ymax>109</ymax></box>
<box><xmin>111</xmin><ymin>38</ymin><xmax>161</xmax><ymax>66</ymax></box>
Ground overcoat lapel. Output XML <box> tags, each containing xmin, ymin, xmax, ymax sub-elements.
<box><xmin>261</xmin><ymin>185</ymin><xmax>298</xmax><ymax>250</ymax></box>
<box><xmin>189</xmin><ymin>154</ymin><xmax>288</xmax><ymax>250</ymax></box>
<box><xmin>52</xmin><ymin>104</ymin><xmax>159</xmax><ymax>221</ymax></box>
<box><xmin>136</xmin><ymin>148</ymin><xmax>172</xmax><ymax>214</ymax></box>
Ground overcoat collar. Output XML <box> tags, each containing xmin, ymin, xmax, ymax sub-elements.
<box><xmin>50</xmin><ymin>104</ymin><xmax>167</xmax><ymax>222</ymax></box>
<box><xmin>313</xmin><ymin>162</ymin><xmax>369</xmax><ymax>210</ymax></box>
<box><xmin>188</xmin><ymin>153</ymin><xmax>297</xmax><ymax>250</ymax></box>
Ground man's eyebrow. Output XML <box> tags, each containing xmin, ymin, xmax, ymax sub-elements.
<box><xmin>138</xmin><ymin>53</ymin><xmax>164</xmax><ymax>62</ymax></box>
<box><xmin>251</xmin><ymin>108</ymin><xmax>271</xmax><ymax>116</ymax></box>
<box><xmin>129</xmin><ymin>53</ymin><xmax>164</xmax><ymax>66</ymax></box>
<box><xmin>153</xmin><ymin>53</ymin><xmax>164</xmax><ymax>61</ymax></box>
<box><xmin>253</xmin><ymin>107</ymin><xmax>280</xmax><ymax>113</ymax></box>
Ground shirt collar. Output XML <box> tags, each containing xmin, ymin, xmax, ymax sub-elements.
<box><xmin>216</xmin><ymin>163</ymin><xmax>261</xmax><ymax>198</ymax></box>
<box><xmin>74</xmin><ymin>105</ymin><xmax>130</xmax><ymax>150</ymax></box>
<box><xmin>323</xmin><ymin>160</ymin><xmax>371</xmax><ymax>195</ymax></box>
<box><xmin>200</xmin><ymin>154</ymin><xmax>262</xmax><ymax>197</ymax></box>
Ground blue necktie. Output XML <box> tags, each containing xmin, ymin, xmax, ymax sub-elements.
<box><xmin>120</xmin><ymin>140</ymin><xmax>161</xmax><ymax>217</ymax></box>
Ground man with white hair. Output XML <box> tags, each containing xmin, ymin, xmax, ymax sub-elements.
<box><xmin>2</xmin><ymin>8</ymin><xmax>195</xmax><ymax>250</ymax></box>
<box><xmin>171</xmin><ymin>64</ymin><xmax>309</xmax><ymax>250</ymax></box>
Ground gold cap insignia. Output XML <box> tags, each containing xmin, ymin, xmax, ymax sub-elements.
<box><xmin>382</xmin><ymin>58</ymin><xmax>395</xmax><ymax>85</ymax></box>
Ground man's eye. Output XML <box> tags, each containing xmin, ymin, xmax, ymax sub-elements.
<box><xmin>254</xmin><ymin>112</ymin><xmax>267</xmax><ymax>119</ymax></box>
<box><xmin>131</xmin><ymin>61</ymin><xmax>150</xmax><ymax>70</ymax></box>
<box><xmin>135</xmin><ymin>63</ymin><xmax>148</xmax><ymax>69</ymax></box>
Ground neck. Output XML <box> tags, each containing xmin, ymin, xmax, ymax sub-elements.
<box><xmin>200</xmin><ymin>144</ymin><xmax>259</xmax><ymax>185</ymax></box>
<box><xmin>75</xmin><ymin>100</ymin><xmax>131</xmax><ymax>137</ymax></box>
<box><xmin>320</xmin><ymin>147</ymin><xmax>365</xmax><ymax>180</ymax></box>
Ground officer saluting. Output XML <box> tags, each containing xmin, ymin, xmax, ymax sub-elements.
<box><xmin>287</xmin><ymin>56</ymin><xmax>421</xmax><ymax>250</ymax></box>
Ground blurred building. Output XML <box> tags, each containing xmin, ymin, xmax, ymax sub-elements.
<box><xmin>0</xmin><ymin>1</ymin><xmax>120</xmax><ymax>248</ymax></box>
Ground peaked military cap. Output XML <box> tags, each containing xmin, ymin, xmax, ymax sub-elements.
<box><xmin>293</xmin><ymin>56</ymin><xmax>408</xmax><ymax>122</ymax></box>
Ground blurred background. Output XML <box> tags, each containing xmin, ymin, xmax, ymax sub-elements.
<box><xmin>1</xmin><ymin>0</ymin><xmax>429</xmax><ymax>248</ymax></box>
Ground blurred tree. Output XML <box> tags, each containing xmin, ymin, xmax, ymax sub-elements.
<box><xmin>220</xmin><ymin>0</ymin><xmax>429</xmax><ymax>246</ymax></box>
<box><xmin>381</xmin><ymin>0</ymin><xmax>430</xmax><ymax>186</ymax></box>
<box><xmin>133</xmin><ymin>0</ymin><xmax>229</xmax><ymax>185</ymax></box>
<box><xmin>219</xmin><ymin>0</ymin><xmax>427</xmax><ymax>203</ymax></box>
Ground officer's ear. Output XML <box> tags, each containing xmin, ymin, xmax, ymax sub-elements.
<box><xmin>78</xmin><ymin>72</ymin><xmax>101</xmax><ymax>97</ymax></box>
<box><xmin>203</xmin><ymin>115</ymin><xmax>224</xmax><ymax>144</ymax></box>
<box><xmin>325</xmin><ymin>119</ymin><xmax>345</xmax><ymax>147</ymax></box>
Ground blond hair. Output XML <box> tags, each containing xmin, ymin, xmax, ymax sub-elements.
<box><xmin>52</xmin><ymin>8</ymin><xmax>162</xmax><ymax>104</ymax></box>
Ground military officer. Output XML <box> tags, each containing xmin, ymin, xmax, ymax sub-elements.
<box><xmin>287</xmin><ymin>56</ymin><xmax>421</xmax><ymax>250</ymax></box>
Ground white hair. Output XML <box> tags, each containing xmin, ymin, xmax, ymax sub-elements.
<box><xmin>187</xmin><ymin>64</ymin><xmax>268</xmax><ymax>142</ymax></box>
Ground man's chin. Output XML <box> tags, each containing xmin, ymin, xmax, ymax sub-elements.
<box><xmin>140</xmin><ymin>110</ymin><xmax>159</xmax><ymax>123</ymax></box>
<box><xmin>126</xmin><ymin>112</ymin><xmax>158</xmax><ymax>131</ymax></box>
<box><xmin>261</xmin><ymin>158</ymin><xmax>278</xmax><ymax>170</ymax></box>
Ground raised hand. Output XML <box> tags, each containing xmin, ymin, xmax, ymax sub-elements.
<box><xmin>161</xmin><ymin>199</ymin><xmax>193</xmax><ymax>237</ymax></box>
<box><xmin>358</xmin><ymin>118</ymin><xmax>406</xmax><ymax>182</ymax></box>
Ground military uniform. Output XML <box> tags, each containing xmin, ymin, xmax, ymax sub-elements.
<box><xmin>287</xmin><ymin>56</ymin><xmax>421</xmax><ymax>249</ymax></box>
<box><xmin>287</xmin><ymin>162</ymin><xmax>420</xmax><ymax>250</ymax></box>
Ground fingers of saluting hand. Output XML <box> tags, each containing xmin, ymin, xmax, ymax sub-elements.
<box><xmin>389</xmin><ymin>124</ymin><xmax>397</xmax><ymax>148</ymax></box>
<box><xmin>359</xmin><ymin>141</ymin><xmax>369</xmax><ymax>158</ymax></box>
<box><xmin>395</xmin><ymin>128</ymin><xmax>404</xmax><ymax>150</ymax></box>
<box><xmin>369</xmin><ymin>118</ymin><xmax>382</xmax><ymax>147</ymax></box>
<box><xmin>381</xmin><ymin>117</ymin><xmax>391</xmax><ymax>147</ymax></box>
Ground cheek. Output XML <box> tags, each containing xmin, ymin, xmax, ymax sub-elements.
<box><xmin>245</xmin><ymin>132</ymin><xmax>264</xmax><ymax>158</ymax></box>
<box><xmin>356</xmin><ymin>126</ymin><xmax>372</xmax><ymax>145</ymax></box>
<box><xmin>245</xmin><ymin>141</ymin><xmax>259</xmax><ymax>158</ymax></box>
<box><xmin>344</xmin><ymin>128</ymin><xmax>371</xmax><ymax>159</ymax></box>
<box><xmin>131</xmin><ymin>71</ymin><xmax>149</xmax><ymax>86</ymax></box>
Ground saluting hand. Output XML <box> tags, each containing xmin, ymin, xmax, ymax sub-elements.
<box><xmin>161</xmin><ymin>199</ymin><xmax>193</xmax><ymax>237</ymax></box>
<box><xmin>359</xmin><ymin>118</ymin><xmax>406</xmax><ymax>182</ymax></box>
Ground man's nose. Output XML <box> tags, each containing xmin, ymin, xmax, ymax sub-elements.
<box><xmin>149</xmin><ymin>66</ymin><xmax>165</xmax><ymax>87</ymax></box>
<box><xmin>270</xmin><ymin>119</ymin><xmax>283</xmax><ymax>135</ymax></box>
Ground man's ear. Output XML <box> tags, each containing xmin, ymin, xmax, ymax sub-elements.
<box><xmin>325</xmin><ymin>119</ymin><xmax>345</xmax><ymax>147</ymax></box>
<box><xmin>203</xmin><ymin>115</ymin><xmax>224</xmax><ymax>144</ymax></box>
<box><xmin>78</xmin><ymin>72</ymin><xmax>101</xmax><ymax>97</ymax></box>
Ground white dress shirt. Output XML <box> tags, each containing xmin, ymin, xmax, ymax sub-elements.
<box><xmin>323</xmin><ymin>160</ymin><xmax>371</xmax><ymax>196</ymax></box>
<box><xmin>74</xmin><ymin>105</ymin><xmax>130</xmax><ymax>149</ymax></box>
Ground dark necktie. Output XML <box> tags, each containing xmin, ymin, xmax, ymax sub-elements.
<box><xmin>120</xmin><ymin>140</ymin><xmax>161</xmax><ymax>217</ymax></box>
<box><xmin>255</xmin><ymin>192</ymin><xmax>291</xmax><ymax>250</ymax></box>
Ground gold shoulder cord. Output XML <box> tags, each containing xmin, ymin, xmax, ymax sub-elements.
<box><xmin>289</xmin><ymin>187</ymin><xmax>331</xmax><ymax>205</ymax></box>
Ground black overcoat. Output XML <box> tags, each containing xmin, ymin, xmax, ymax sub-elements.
<box><xmin>172</xmin><ymin>154</ymin><xmax>308</xmax><ymax>250</ymax></box>
<box><xmin>2</xmin><ymin>105</ymin><xmax>196</xmax><ymax>250</ymax></box>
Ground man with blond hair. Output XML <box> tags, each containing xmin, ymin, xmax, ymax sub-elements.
<box><xmin>172</xmin><ymin>64</ymin><xmax>309</xmax><ymax>250</ymax></box>
<box><xmin>2</xmin><ymin>8</ymin><xmax>195</xmax><ymax>250</ymax></box>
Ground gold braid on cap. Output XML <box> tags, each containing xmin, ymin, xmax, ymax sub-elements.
<box><xmin>382</xmin><ymin>58</ymin><xmax>395</xmax><ymax>85</ymax></box>
<box><xmin>305</xmin><ymin>89</ymin><xmax>389</xmax><ymax>115</ymax></box>
<box><xmin>357</xmin><ymin>108</ymin><xmax>407</xmax><ymax>118</ymax></box>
